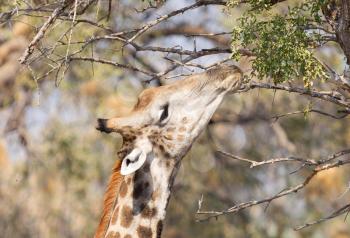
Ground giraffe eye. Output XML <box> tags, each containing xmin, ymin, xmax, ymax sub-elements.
<box><xmin>158</xmin><ymin>103</ymin><xmax>169</xmax><ymax>124</ymax></box>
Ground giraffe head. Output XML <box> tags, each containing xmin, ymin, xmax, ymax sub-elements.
<box><xmin>95</xmin><ymin>66</ymin><xmax>243</xmax><ymax>238</ymax></box>
<box><xmin>96</xmin><ymin>65</ymin><xmax>242</xmax><ymax>175</ymax></box>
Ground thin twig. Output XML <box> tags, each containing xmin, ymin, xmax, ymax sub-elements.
<box><xmin>19</xmin><ymin>1</ymin><xmax>71</xmax><ymax>64</ymax></box>
<box><xmin>247</xmin><ymin>82</ymin><xmax>350</xmax><ymax>109</ymax></box>
<box><xmin>68</xmin><ymin>56</ymin><xmax>157</xmax><ymax>77</ymax></box>
<box><xmin>217</xmin><ymin>150</ymin><xmax>318</xmax><ymax>168</ymax></box>
<box><xmin>294</xmin><ymin>203</ymin><xmax>350</xmax><ymax>230</ymax></box>
<box><xmin>272</xmin><ymin>109</ymin><xmax>349</xmax><ymax>121</ymax></box>
<box><xmin>197</xmin><ymin>149</ymin><xmax>350</xmax><ymax>222</ymax></box>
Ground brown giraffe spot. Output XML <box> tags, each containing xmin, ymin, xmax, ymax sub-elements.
<box><xmin>120</xmin><ymin>206</ymin><xmax>133</xmax><ymax>228</ymax></box>
<box><xmin>106</xmin><ymin>231</ymin><xmax>118</xmax><ymax>238</ymax></box>
<box><xmin>150</xmin><ymin>129</ymin><xmax>157</xmax><ymax>134</ymax></box>
<box><xmin>156</xmin><ymin>220</ymin><xmax>163</xmax><ymax>238</ymax></box>
<box><xmin>124</xmin><ymin>235</ymin><xmax>131</xmax><ymax>238</ymax></box>
<box><xmin>165</xmin><ymin>160</ymin><xmax>171</xmax><ymax>168</ymax></box>
<box><xmin>119</xmin><ymin>181</ymin><xmax>128</xmax><ymax>198</ymax></box>
<box><xmin>166</xmin><ymin>143</ymin><xmax>174</xmax><ymax>149</ymax></box>
<box><xmin>111</xmin><ymin>206</ymin><xmax>120</xmax><ymax>224</ymax></box>
<box><xmin>115</xmin><ymin>232</ymin><xmax>121</xmax><ymax>238</ymax></box>
<box><xmin>158</xmin><ymin>144</ymin><xmax>165</xmax><ymax>152</ymax></box>
<box><xmin>137</xmin><ymin>225</ymin><xmax>152</xmax><ymax>238</ymax></box>
<box><xmin>164</xmin><ymin>152</ymin><xmax>172</xmax><ymax>159</ymax></box>
<box><xmin>152</xmin><ymin>189</ymin><xmax>160</xmax><ymax>201</ymax></box>
<box><xmin>166</xmin><ymin>127</ymin><xmax>175</xmax><ymax>132</ymax></box>
<box><xmin>123</xmin><ymin>132</ymin><xmax>131</xmax><ymax>138</ymax></box>
<box><xmin>125</xmin><ymin>135</ymin><xmax>135</xmax><ymax>141</ymax></box>
<box><xmin>136</xmin><ymin>130</ymin><xmax>142</xmax><ymax>136</ymax></box>
<box><xmin>164</xmin><ymin>134</ymin><xmax>173</xmax><ymax>140</ymax></box>
<box><xmin>177</xmin><ymin>134</ymin><xmax>185</xmax><ymax>141</ymax></box>
<box><xmin>149</xmin><ymin>138</ymin><xmax>156</xmax><ymax>145</ymax></box>
<box><xmin>141</xmin><ymin>205</ymin><xmax>157</xmax><ymax>218</ymax></box>
<box><xmin>117</xmin><ymin>150</ymin><xmax>127</xmax><ymax>159</ymax></box>
<box><xmin>123</xmin><ymin>126</ymin><xmax>132</xmax><ymax>131</ymax></box>
<box><xmin>179</xmin><ymin>126</ymin><xmax>186</xmax><ymax>132</ymax></box>
<box><xmin>126</xmin><ymin>177</ymin><xmax>132</xmax><ymax>185</ymax></box>
<box><xmin>105</xmin><ymin>231</ymin><xmax>113</xmax><ymax>238</ymax></box>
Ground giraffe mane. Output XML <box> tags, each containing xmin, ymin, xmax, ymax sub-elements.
<box><xmin>95</xmin><ymin>159</ymin><xmax>123</xmax><ymax>238</ymax></box>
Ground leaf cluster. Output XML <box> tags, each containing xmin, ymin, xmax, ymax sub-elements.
<box><xmin>229</xmin><ymin>0</ymin><xmax>329</xmax><ymax>87</ymax></box>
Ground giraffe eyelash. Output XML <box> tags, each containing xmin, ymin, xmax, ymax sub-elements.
<box><xmin>158</xmin><ymin>103</ymin><xmax>169</xmax><ymax>123</ymax></box>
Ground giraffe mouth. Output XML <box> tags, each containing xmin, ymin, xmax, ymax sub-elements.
<box><xmin>120</xmin><ymin>148</ymin><xmax>147</xmax><ymax>175</ymax></box>
<box><xmin>96</xmin><ymin>118</ymin><xmax>113</xmax><ymax>133</ymax></box>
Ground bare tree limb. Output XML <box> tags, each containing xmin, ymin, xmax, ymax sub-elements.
<box><xmin>216</xmin><ymin>150</ymin><xmax>319</xmax><ymax>168</ymax></box>
<box><xmin>272</xmin><ymin>109</ymin><xmax>349</xmax><ymax>120</ymax></box>
<box><xmin>68</xmin><ymin>56</ymin><xmax>157</xmax><ymax>77</ymax></box>
<box><xmin>244</xmin><ymin>82</ymin><xmax>350</xmax><ymax>110</ymax></box>
<box><xmin>294</xmin><ymin>203</ymin><xmax>350</xmax><ymax>230</ymax></box>
<box><xmin>125</xmin><ymin>0</ymin><xmax>227</xmax><ymax>45</ymax></box>
<box><xmin>197</xmin><ymin>149</ymin><xmax>350</xmax><ymax>223</ymax></box>
<box><xmin>19</xmin><ymin>1</ymin><xmax>72</xmax><ymax>64</ymax></box>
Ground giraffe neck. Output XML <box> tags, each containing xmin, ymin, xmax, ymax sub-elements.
<box><xmin>104</xmin><ymin>154</ymin><xmax>180</xmax><ymax>238</ymax></box>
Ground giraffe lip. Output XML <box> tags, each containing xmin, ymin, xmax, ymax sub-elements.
<box><xmin>96</xmin><ymin>118</ymin><xmax>113</xmax><ymax>133</ymax></box>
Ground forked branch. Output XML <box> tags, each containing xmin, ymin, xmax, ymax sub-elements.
<box><xmin>196</xmin><ymin>149</ymin><xmax>350</xmax><ymax>230</ymax></box>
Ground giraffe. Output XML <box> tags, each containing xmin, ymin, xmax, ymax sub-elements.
<box><xmin>95</xmin><ymin>65</ymin><xmax>243</xmax><ymax>238</ymax></box>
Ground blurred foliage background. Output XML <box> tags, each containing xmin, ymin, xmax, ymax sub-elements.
<box><xmin>0</xmin><ymin>0</ymin><xmax>349</xmax><ymax>237</ymax></box>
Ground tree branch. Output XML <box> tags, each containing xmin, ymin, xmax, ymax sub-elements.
<box><xmin>244</xmin><ymin>82</ymin><xmax>350</xmax><ymax>110</ymax></box>
<box><xmin>19</xmin><ymin>1</ymin><xmax>72</xmax><ymax>64</ymax></box>
<box><xmin>196</xmin><ymin>149</ymin><xmax>350</xmax><ymax>223</ymax></box>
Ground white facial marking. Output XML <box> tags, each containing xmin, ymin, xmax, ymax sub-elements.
<box><xmin>120</xmin><ymin>148</ymin><xmax>146</xmax><ymax>175</ymax></box>
<box><xmin>120</xmin><ymin>137</ymin><xmax>153</xmax><ymax>175</ymax></box>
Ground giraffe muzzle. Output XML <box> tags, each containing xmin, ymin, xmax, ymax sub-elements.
<box><xmin>96</xmin><ymin>118</ymin><xmax>113</xmax><ymax>133</ymax></box>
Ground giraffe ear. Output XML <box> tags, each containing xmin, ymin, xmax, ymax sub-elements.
<box><xmin>120</xmin><ymin>148</ymin><xmax>147</xmax><ymax>175</ymax></box>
